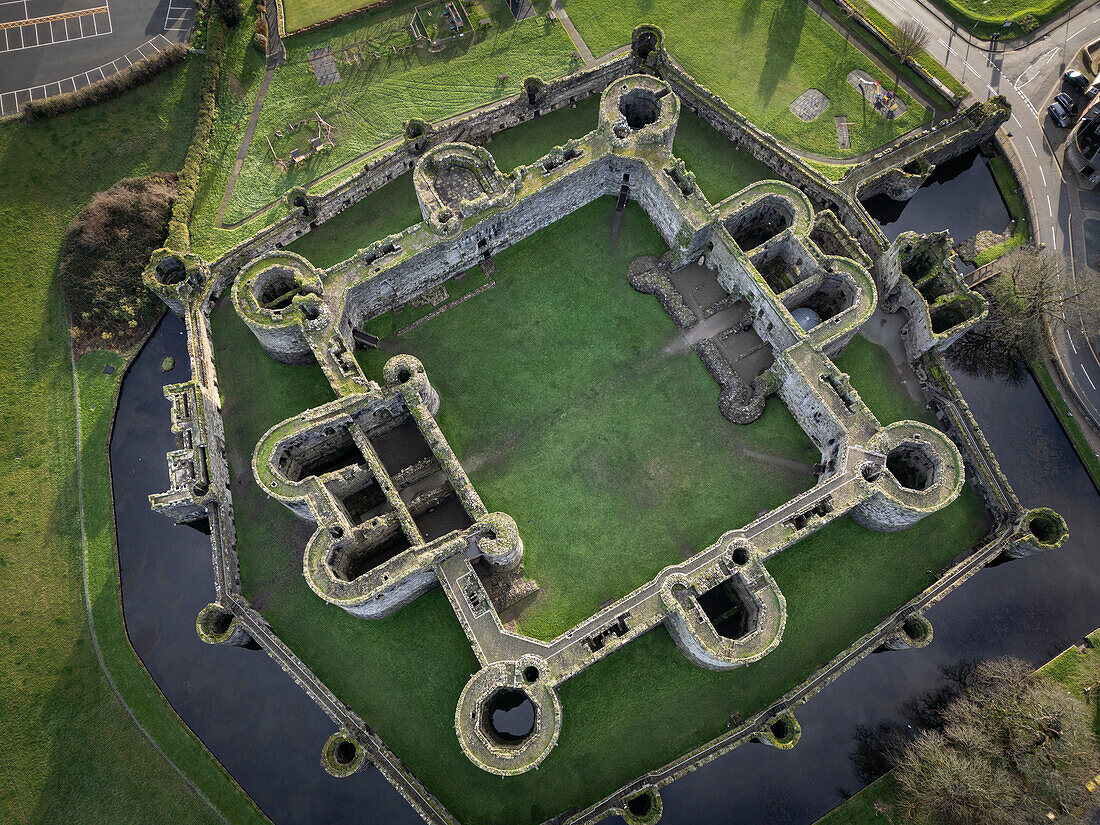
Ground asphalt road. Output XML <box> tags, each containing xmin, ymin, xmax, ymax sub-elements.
<box><xmin>0</xmin><ymin>0</ymin><xmax>190</xmax><ymax>115</ymax></box>
<box><xmin>864</xmin><ymin>0</ymin><xmax>1100</xmax><ymax>431</ymax></box>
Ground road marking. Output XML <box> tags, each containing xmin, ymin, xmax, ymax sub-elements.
<box><xmin>1026</xmin><ymin>135</ymin><xmax>1037</xmax><ymax>156</ymax></box>
<box><xmin>1039</xmin><ymin>166</ymin><xmax>1046</xmax><ymax>186</ymax></box>
<box><xmin>1047</xmin><ymin>194</ymin><xmax>1053</xmax><ymax>217</ymax></box>
<box><xmin>1068</xmin><ymin>330</ymin><xmax>1078</xmax><ymax>354</ymax></box>
<box><xmin>1052</xmin><ymin>226</ymin><xmax>1058</xmax><ymax>250</ymax></box>
<box><xmin>1012</xmin><ymin>113</ymin><xmax>1021</xmax><ymax>125</ymax></box>
<box><xmin>964</xmin><ymin>61</ymin><xmax>981</xmax><ymax>78</ymax></box>
<box><xmin>1071</xmin><ymin>26</ymin><xmax>1087</xmax><ymax>38</ymax></box>
<box><xmin>1083</xmin><ymin>365</ymin><xmax>1097</xmax><ymax>390</ymax></box>
<box><xmin>988</xmin><ymin>84</ymin><xmax>998</xmax><ymax>96</ymax></box>
<box><xmin>938</xmin><ymin>38</ymin><xmax>960</xmax><ymax>58</ymax></box>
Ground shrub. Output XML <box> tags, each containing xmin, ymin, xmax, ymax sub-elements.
<box><xmin>167</xmin><ymin>14</ymin><xmax>227</xmax><ymax>249</ymax></box>
<box><xmin>22</xmin><ymin>44</ymin><xmax>187</xmax><ymax>122</ymax></box>
<box><xmin>61</xmin><ymin>176</ymin><xmax>178</xmax><ymax>349</ymax></box>
<box><xmin>213</xmin><ymin>0</ymin><xmax>243</xmax><ymax>26</ymax></box>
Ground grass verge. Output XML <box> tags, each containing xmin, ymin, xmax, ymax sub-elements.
<box><xmin>0</xmin><ymin>55</ymin><xmax>257</xmax><ymax>824</ymax></box>
<box><xmin>1030</xmin><ymin>360</ymin><xmax>1100</xmax><ymax>491</ymax></box>
<box><xmin>974</xmin><ymin>155</ymin><xmax>1030</xmax><ymax>266</ymax></box>
<box><xmin>563</xmin><ymin>0</ymin><xmax>932</xmax><ymax>158</ymax></box>
<box><xmin>924</xmin><ymin>0</ymin><xmax>1079</xmax><ymax>40</ymax></box>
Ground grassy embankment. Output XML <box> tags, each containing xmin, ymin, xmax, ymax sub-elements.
<box><xmin>1031</xmin><ymin>361</ymin><xmax>1100</xmax><ymax>490</ymax></box>
<box><xmin>0</xmin><ymin>58</ymin><xmax>265</xmax><ymax>825</ymax></box>
<box><xmin>813</xmin><ymin>627</ymin><xmax>1100</xmax><ymax>824</ymax></box>
<box><xmin>925</xmin><ymin>0</ymin><xmax>1080</xmax><ymax>40</ymax></box>
<box><xmin>563</xmin><ymin>0</ymin><xmax>932</xmax><ymax>157</ymax></box>
<box><xmin>975</xmin><ymin>155</ymin><xmax>1031</xmax><ymax>266</ymax></box>
<box><xmin>218</xmin><ymin>180</ymin><xmax>986</xmax><ymax>822</ymax></box>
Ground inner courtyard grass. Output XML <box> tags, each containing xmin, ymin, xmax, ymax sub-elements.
<box><xmin>355</xmin><ymin>198</ymin><xmax>819</xmax><ymax>639</ymax></box>
<box><xmin>0</xmin><ymin>58</ymin><xmax>255</xmax><ymax>825</ymax></box>
<box><xmin>560</xmin><ymin>0</ymin><xmax>932</xmax><ymax>158</ymax></box>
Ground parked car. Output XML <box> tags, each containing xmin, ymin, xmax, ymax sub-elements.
<box><xmin>1055</xmin><ymin>92</ymin><xmax>1077</xmax><ymax>115</ymax></box>
<box><xmin>1064</xmin><ymin>69</ymin><xmax>1090</xmax><ymax>92</ymax></box>
<box><xmin>1049</xmin><ymin>100</ymin><xmax>1072</xmax><ymax>127</ymax></box>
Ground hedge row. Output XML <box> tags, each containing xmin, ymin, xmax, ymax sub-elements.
<box><xmin>167</xmin><ymin>15</ymin><xmax>228</xmax><ymax>249</ymax></box>
<box><xmin>22</xmin><ymin>44</ymin><xmax>188</xmax><ymax>122</ymax></box>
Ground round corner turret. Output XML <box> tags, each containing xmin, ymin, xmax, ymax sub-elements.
<box><xmin>321</xmin><ymin>730</ymin><xmax>369</xmax><ymax>777</ymax></box>
<box><xmin>195</xmin><ymin>603</ymin><xmax>253</xmax><ymax>646</ymax></box>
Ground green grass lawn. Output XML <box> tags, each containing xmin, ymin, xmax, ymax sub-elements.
<box><xmin>283</xmin><ymin>0</ymin><xmax>385</xmax><ymax>33</ymax></box>
<box><xmin>357</xmin><ymin>199</ymin><xmax>820</xmax><ymax>639</ymax></box>
<box><xmin>1031</xmin><ymin>360</ymin><xmax>1100</xmax><ymax>491</ymax></box>
<box><xmin>562</xmin><ymin>0</ymin><xmax>932</xmax><ymax>157</ymax></box>
<box><xmin>0</xmin><ymin>57</ymin><xmax>260</xmax><ymax>825</ymax></box>
<box><xmin>835</xmin><ymin>335</ymin><xmax>934</xmax><ymax>427</ymax></box>
<box><xmin>287</xmin><ymin>172</ymin><xmax>425</xmax><ymax>266</ymax></box>
<box><xmin>214</xmin><ymin>187</ymin><xmax>986</xmax><ymax>823</ymax></box>
<box><xmin>924</xmin><ymin>0</ymin><xmax>1077</xmax><ymax>39</ymax></box>
<box><xmin>974</xmin><ymin>155</ymin><xmax>1030</xmax><ymax>266</ymax></box>
<box><xmin>218</xmin><ymin>0</ymin><xmax>577</xmax><ymax>225</ymax></box>
<box><xmin>192</xmin><ymin>0</ymin><xmax>938</xmax><ymax>260</ymax></box>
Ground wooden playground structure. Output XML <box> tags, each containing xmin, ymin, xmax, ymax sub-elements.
<box><xmin>266</xmin><ymin>112</ymin><xmax>337</xmax><ymax>171</ymax></box>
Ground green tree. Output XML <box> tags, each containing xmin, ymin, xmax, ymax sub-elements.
<box><xmin>892</xmin><ymin>657</ymin><xmax>1100</xmax><ymax>825</ymax></box>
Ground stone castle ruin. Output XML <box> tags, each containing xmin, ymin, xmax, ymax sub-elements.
<box><xmin>143</xmin><ymin>30</ymin><xmax>1065</xmax><ymax>823</ymax></box>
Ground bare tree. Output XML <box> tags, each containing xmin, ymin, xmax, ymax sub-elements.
<box><xmin>949</xmin><ymin>246</ymin><xmax>1100</xmax><ymax>382</ymax></box>
<box><xmin>892</xmin><ymin>657</ymin><xmax>1100</xmax><ymax>825</ymax></box>
<box><xmin>894</xmin><ymin>18</ymin><xmax>930</xmax><ymax>64</ymax></box>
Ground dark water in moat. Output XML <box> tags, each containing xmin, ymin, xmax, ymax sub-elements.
<box><xmin>111</xmin><ymin>315</ymin><xmax>421</xmax><ymax>825</ymax></box>
<box><xmin>112</xmin><ymin>149</ymin><xmax>1097</xmax><ymax>825</ymax></box>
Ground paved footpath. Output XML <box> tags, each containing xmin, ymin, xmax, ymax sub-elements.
<box><xmin>550</xmin><ymin>0</ymin><xmax>595</xmax><ymax>65</ymax></box>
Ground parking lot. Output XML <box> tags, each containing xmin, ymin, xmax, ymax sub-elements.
<box><xmin>0</xmin><ymin>0</ymin><xmax>191</xmax><ymax>116</ymax></box>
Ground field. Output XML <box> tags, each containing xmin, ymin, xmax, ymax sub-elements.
<box><xmin>923</xmin><ymin>0</ymin><xmax>1079</xmax><ymax>39</ymax></box>
<box><xmin>214</xmin><ymin>121</ymin><xmax>987</xmax><ymax>819</ymax></box>
<box><xmin>217</xmin><ymin>1</ymin><xmax>577</xmax><ymax>225</ymax></box>
<box><xmin>190</xmin><ymin>0</ymin><xmax>940</xmax><ymax>260</ymax></box>
<box><xmin>560</xmin><ymin>0</ymin><xmax>932</xmax><ymax>157</ymax></box>
<box><xmin>0</xmin><ymin>58</ymin><xmax>262</xmax><ymax>825</ymax></box>
<box><xmin>284</xmin><ymin>0</ymin><xmax>389</xmax><ymax>33</ymax></box>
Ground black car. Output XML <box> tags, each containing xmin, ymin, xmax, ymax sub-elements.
<box><xmin>1055</xmin><ymin>92</ymin><xmax>1077</xmax><ymax>115</ymax></box>
<box><xmin>1064</xmin><ymin>69</ymin><xmax>1090</xmax><ymax>92</ymax></box>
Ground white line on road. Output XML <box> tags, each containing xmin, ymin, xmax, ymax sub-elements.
<box><xmin>938</xmin><ymin>38</ymin><xmax>960</xmax><ymax>58</ymax></box>
<box><xmin>988</xmin><ymin>84</ymin><xmax>998</xmax><ymax>96</ymax></box>
<box><xmin>1052</xmin><ymin>226</ymin><xmax>1058</xmax><ymax>250</ymax></box>
<box><xmin>964</xmin><ymin>61</ymin><xmax>981</xmax><ymax>78</ymax></box>
<box><xmin>1012</xmin><ymin>113</ymin><xmax>1021</xmax><ymax>125</ymax></box>
<box><xmin>1071</xmin><ymin>26</ymin><xmax>1087</xmax><ymax>38</ymax></box>
<box><xmin>1026</xmin><ymin>135</ymin><xmax>1037</xmax><ymax>156</ymax></box>
<box><xmin>1068</xmin><ymin>330</ymin><xmax>1078</xmax><ymax>354</ymax></box>
<box><xmin>1047</xmin><ymin>194</ymin><xmax>1053</xmax><ymax>217</ymax></box>
<box><xmin>1083</xmin><ymin>365</ymin><xmax>1097</xmax><ymax>390</ymax></box>
<box><xmin>1039</xmin><ymin>166</ymin><xmax>1046</xmax><ymax>186</ymax></box>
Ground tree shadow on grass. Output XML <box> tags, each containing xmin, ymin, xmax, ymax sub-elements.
<box><xmin>757</xmin><ymin>0</ymin><xmax>807</xmax><ymax>107</ymax></box>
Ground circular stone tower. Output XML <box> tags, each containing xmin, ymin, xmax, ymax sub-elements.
<box><xmin>232</xmin><ymin>251</ymin><xmax>327</xmax><ymax>365</ymax></box>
